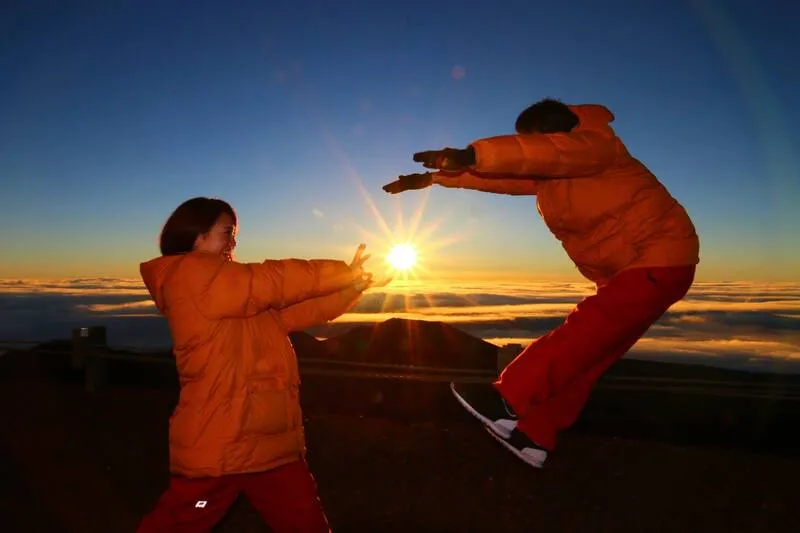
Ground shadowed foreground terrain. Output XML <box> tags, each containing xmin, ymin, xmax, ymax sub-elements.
<box><xmin>1</xmin><ymin>327</ymin><xmax>798</xmax><ymax>532</ymax></box>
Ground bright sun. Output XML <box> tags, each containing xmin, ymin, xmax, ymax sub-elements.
<box><xmin>386</xmin><ymin>243</ymin><xmax>418</xmax><ymax>272</ymax></box>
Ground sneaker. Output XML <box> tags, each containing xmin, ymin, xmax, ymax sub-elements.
<box><xmin>450</xmin><ymin>382</ymin><xmax>518</xmax><ymax>439</ymax></box>
<box><xmin>484</xmin><ymin>426</ymin><xmax>548</xmax><ymax>468</ymax></box>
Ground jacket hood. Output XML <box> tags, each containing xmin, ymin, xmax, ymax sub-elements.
<box><xmin>568</xmin><ymin>104</ymin><xmax>615</xmax><ymax>133</ymax></box>
<box><xmin>140</xmin><ymin>255</ymin><xmax>184</xmax><ymax>312</ymax></box>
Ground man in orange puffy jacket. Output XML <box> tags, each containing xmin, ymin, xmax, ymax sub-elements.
<box><xmin>383</xmin><ymin>99</ymin><xmax>699</xmax><ymax>468</ymax></box>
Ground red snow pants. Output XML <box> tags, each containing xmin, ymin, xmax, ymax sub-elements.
<box><xmin>494</xmin><ymin>265</ymin><xmax>696</xmax><ymax>450</ymax></box>
<box><xmin>136</xmin><ymin>459</ymin><xmax>330</xmax><ymax>533</ymax></box>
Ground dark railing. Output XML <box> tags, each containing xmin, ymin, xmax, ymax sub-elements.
<box><xmin>2</xmin><ymin>326</ymin><xmax>800</xmax><ymax>400</ymax></box>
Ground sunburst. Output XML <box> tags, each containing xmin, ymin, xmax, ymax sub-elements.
<box><xmin>386</xmin><ymin>243</ymin><xmax>418</xmax><ymax>272</ymax></box>
<box><xmin>317</xmin><ymin>124</ymin><xmax>478</xmax><ymax>314</ymax></box>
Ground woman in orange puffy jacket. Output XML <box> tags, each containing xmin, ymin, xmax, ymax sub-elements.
<box><xmin>136</xmin><ymin>197</ymin><xmax>380</xmax><ymax>532</ymax></box>
<box><xmin>383</xmin><ymin>99</ymin><xmax>699</xmax><ymax>469</ymax></box>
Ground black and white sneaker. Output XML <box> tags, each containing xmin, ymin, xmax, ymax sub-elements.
<box><xmin>450</xmin><ymin>382</ymin><xmax>518</xmax><ymax>439</ymax></box>
<box><xmin>450</xmin><ymin>382</ymin><xmax>549</xmax><ymax>468</ymax></box>
<box><xmin>484</xmin><ymin>426</ymin><xmax>548</xmax><ymax>468</ymax></box>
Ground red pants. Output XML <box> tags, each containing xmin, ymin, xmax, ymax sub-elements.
<box><xmin>494</xmin><ymin>266</ymin><xmax>696</xmax><ymax>450</ymax></box>
<box><xmin>136</xmin><ymin>460</ymin><xmax>330</xmax><ymax>533</ymax></box>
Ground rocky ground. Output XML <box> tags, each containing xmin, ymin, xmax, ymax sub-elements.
<box><xmin>1</xmin><ymin>362</ymin><xmax>798</xmax><ymax>533</ymax></box>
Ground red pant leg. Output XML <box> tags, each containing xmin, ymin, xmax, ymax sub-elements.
<box><xmin>495</xmin><ymin>266</ymin><xmax>695</xmax><ymax>450</ymax></box>
<box><xmin>242</xmin><ymin>460</ymin><xmax>331</xmax><ymax>533</ymax></box>
<box><xmin>135</xmin><ymin>474</ymin><xmax>242</xmax><ymax>533</ymax></box>
<box><xmin>514</xmin><ymin>315</ymin><xmax>656</xmax><ymax>450</ymax></box>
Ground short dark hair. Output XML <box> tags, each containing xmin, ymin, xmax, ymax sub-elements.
<box><xmin>515</xmin><ymin>98</ymin><xmax>579</xmax><ymax>134</ymax></box>
<box><xmin>159</xmin><ymin>197</ymin><xmax>237</xmax><ymax>256</ymax></box>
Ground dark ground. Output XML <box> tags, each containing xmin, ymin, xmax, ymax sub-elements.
<box><xmin>0</xmin><ymin>350</ymin><xmax>798</xmax><ymax>533</ymax></box>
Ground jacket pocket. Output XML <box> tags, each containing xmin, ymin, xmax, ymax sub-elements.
<box><xmin>239</xmin><ymin>378</ymin><xmax>290</xmax><ymax>437</ymax></box>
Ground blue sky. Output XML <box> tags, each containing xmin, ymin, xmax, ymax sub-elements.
<box><xmin>1</xmin><ymin>0</ymin><xmax>798</xmax><ymax>280</ymax></box>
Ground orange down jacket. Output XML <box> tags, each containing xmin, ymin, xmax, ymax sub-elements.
<box><xmin>140</xmin><ymin>251</ymin><xmax>361</xmax><ymax>477</ymax></box>
<box><xmin>433</xmin><ymin>104</ymin><xmax>700</xmax><ymax>286</ymax></box>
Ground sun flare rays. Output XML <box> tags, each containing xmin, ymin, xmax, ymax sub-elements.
<box><xmin>319</xmin><ymin>125</ymin><xmax>480</xmax><ymax>315</ymax></box>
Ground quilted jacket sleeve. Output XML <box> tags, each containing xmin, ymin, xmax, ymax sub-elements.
<box><xmin>184</xmin><ymin>253</ymin><xmax>356</xmax><ymax>319</ymax></box>
<box><xmin>432</xmin><ymin>170</ymin><xmax>540</xmax><ymax>195</ymax></box>
<box><xmin>470</xmin><ymin>131</ymin><xmax>617</xmax><ymax>178</ymax></box>
<box><xmin>277</xmin><ymin>286</ymin><xmax>362</xmax><ymax>332</ymax></box>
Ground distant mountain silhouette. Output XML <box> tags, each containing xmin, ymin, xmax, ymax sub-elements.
<box><xmin>317</xmin><ymin>317</ymin><xmax>498</xmax><ymax>370</ymax></box>
<box><xmin>7</xmin><ymin>318</ymin><xmax>800</xmax><ymax>385</ymax></box>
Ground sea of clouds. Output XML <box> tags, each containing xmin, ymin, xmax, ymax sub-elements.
<box><xmin>1</xmin><ymin>278</ymin><xmax>798</xmax><ymax>373</ymax></box>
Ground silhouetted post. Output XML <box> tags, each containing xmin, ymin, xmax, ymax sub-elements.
<box><xmin>497</xmin><ymin>343</ymin><xmax>523</xmax><ymax>375</ymax></box>
<box><xmin>71</xmin><ymin>326</ymin><xmax>108</xmax><ymax>392</ymax></box>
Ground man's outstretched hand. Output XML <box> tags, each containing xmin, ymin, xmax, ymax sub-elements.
<box><xmin>412</xmin><ymin>146</ymin><xmax>476</xmax><ymax>171</ymax></box>
<box><xmin>382</xmin><ymin>172</ymin><xmax>434</xmax><ymax>194</ymax></box>
<box><xmin>383</xmin><ymin>146</ymin><xmax>475</xmax><ymax>194</ymax></box>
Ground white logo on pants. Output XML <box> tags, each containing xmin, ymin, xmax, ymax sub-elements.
<box><xmin>195</xmin><ymin>500</ymin><xmax>207</xmax><ymax>508</ymax></box>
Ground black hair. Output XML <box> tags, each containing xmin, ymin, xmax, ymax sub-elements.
<box><xmin>159</xmin><ymin>197</ymin><xmax>237</xmax><ymax>256</ymax></box>
<box><xmin>515</xmin><ymin>98</ymin><xmax>579</xmax><ymax>134</ymax></box>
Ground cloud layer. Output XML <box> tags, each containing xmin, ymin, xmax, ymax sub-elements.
<box><xmin>1</xmin><ymin>278</ymin><xmax>798</xmax><ymax>373</ymax></box>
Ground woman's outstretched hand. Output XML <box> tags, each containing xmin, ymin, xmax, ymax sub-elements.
<box><xmin>349</xmin><ymin>243</ymin><xmax>371</xmax><ymax>275</ymax></box>
<box><xmin>348</xmin><ymin>243</ymin><xmax>392</xmax><ymax>291</ymax></box>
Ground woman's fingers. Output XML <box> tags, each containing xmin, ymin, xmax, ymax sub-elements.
<box><xmin>350</xmin><ymin>243</ymin><xmax>366</xmax><ymax>267</ymax></box>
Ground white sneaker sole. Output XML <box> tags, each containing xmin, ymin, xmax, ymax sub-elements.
<box><xmin>450</xmin><ymin>382</ymin><xmax>515</xmax><ymax>439</ymax></box>
<box><xmin>484</xmin><ymin>426</ymin><xmax>547</xmax><ymax>469</ymax></box>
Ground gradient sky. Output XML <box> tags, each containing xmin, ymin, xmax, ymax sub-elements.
<box><xmin>2</xmin><ymin>0</ymin><xmax>798</xmax><ymax>281</ymax></box>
